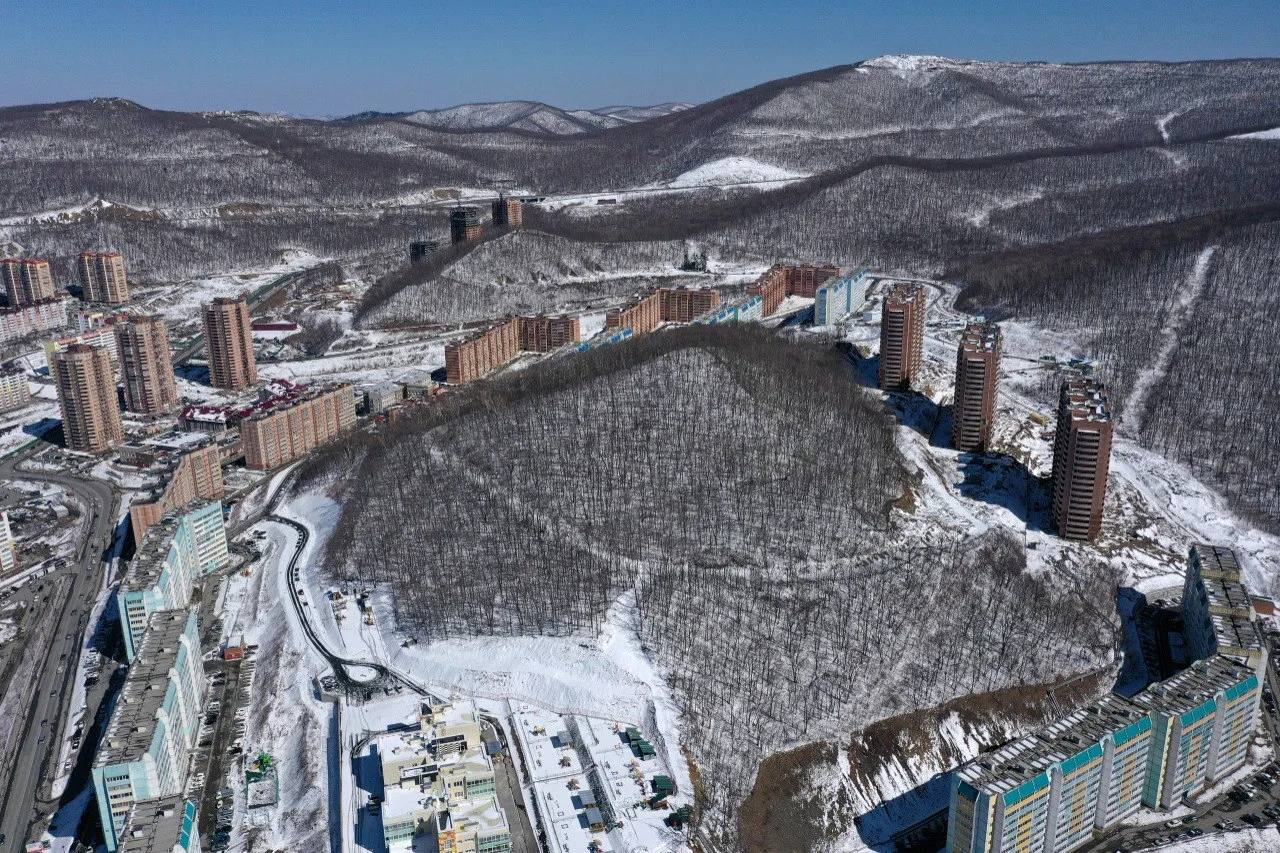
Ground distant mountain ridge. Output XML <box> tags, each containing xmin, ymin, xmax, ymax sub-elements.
<box><xmin>338</xmin><ymin>100</ymin><xmax>692</xmax><ymax>134</ymax></box>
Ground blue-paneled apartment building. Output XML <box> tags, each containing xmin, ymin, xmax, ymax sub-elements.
<box><xmin>91</xmin><ymin>499</ymin><xmax>228</xmax><ymax>851</ymax></box>
<box><xmin>948</xmin><ymin>545</ymin><xmax>1265</xmax><ymax>853</ymax></box>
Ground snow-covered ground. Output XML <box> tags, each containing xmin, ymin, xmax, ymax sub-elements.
<box><xmin>133</xmin><ymin>249</ymin><xmax>327</xmax><ymax>330</ymax></box>
<box><xmin>217</xmin><ymin>269</ymin><xmax>1280</xmax><ymax>852</ymax></box>
<box><xmin>260</xmin><ymin>338</ymin><xmax>446</xmax><ymax>386</ymax></box>
<box><xmin>1230</xmin><ymin>127</ymin><xmax>1280</xmax><ymax>140</ymax></box>
<box><xmin>661</xmin><ymin>156</ymin><xmax>808</xmax><ymax>188</ymax></box>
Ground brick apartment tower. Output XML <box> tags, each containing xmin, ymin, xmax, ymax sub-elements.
<box><xmin>202</xmin><ymin>296</ymin><xmax>257</xmax><ymax>390</ymax></box>
<box><xmin>78</xmin><ymin>250</ymin><xmax>130</xmax><ymax>304</ymax></box>
<box><xmin>115</xmin><ymin>314</ymin><xmax>178</xmax><ymax>414</ymax></box>
<box><xmin>491</xmin><ymin>196</ymin><xmax>523</xmax><ymax>228</ymax></box>
<box><xmin>1050</xmin><ymin>375</ymin><xmax>1114</xmax><ymax>541</ymax></box>
<box><xmin>952</xmin><ymin>321</ymin><xmax>1002</xmax><ymax>452</ymax></box>
<box><xmin>449</xmin><ymin>207</ymin><xmax>483</xmax><ymax>244</ymax></box>
<box><xmin>53</xmin><ymin>343</ymin><xmax>123</xmax><ymax>453</ymax></box>
<box><xmin>878</xmin><ymin>282</ymin><xmax>926</xmax><ymax>391</ymax></box>
<box><xmin>2</xmin><ymin>258</ymin><xmax>56</xmax><ymax>306</ymax></box>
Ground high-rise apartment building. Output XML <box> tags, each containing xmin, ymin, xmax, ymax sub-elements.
<box><xmin>0</xmin><ymin>510</ymin><xmax>16</xmax><ymax>578</ymax></box>
<box><xmin>2</xmin><ymin>257</ymin><xmax>56</xmax><ymax>306</ymax></box>
<box><xmin>660</xmin><ymin>287</ymin><xmax>721</xmax><ymax>323</ymax></box>
<box><xmin>449</xmin><ymin>207</ymin><xmax>483</xmax><ymax>244</ymax></box>
<box><xmin>878</xmin><ymin>282</ymin><xmax>926</xmax><ymax>391</ymax></box>
<box><xmin>517</xmin><ymin>315</ymin><xmax>581</xmax><ymax>353</ymax></box>
<box><xmin>118</xmin><ymin>501</ymin><xmax>227</xmax><ymax>660</ymax></box>
<box><xmin>1132</xmin><ymin>656</ymin><xmax>1260</xmax><ymax>811</ymax></box>
<box><xmin>241</xmin><ymin>383</ymin><xmax>357</xmax><ymax>470</ymax></box>
<box><xmin>1050</xmin><ymin>375</ymin><xmax>1113</xmax><ymax>541</ymax></box>
<box><xmin>748</xmin><ymin>263</ymin><xmax>841</xmax><ymax>315</ymax></box>
<box><xmin>1181</xmin><ymin>544</ymin><xmax>1268</xmax><ymax>678</ymax></box>
<box><xmin>92</xmin><ymin>609</ymin><xmax>205</xmax><ymax>851</ymax></box>
<box><xmin>0</xmin><ymin>296</ymin><xmax>70</xmax><ymax>344</ymax></box>
<box><xmin>115</xmin><ymin>314</ymin><xmax>178</xmax><ymax>415</ymax></box>
<box><xmin>78</xmin><ymin>250</ymin><xmax>130</xmax><ymax>304</ymax></box>
<box><xmin>128</xmin><ymin>442</ymin><xmax>225</xmax><ymax>542</ymax></box>
<box><xmin>952</xmin><ymin>321</ymin><xmax>1001</xmax><ymax>452</ymax></box>
<box><xmin>0</xmin><ymin>367</ymin><xmax>31</xmax><ymax>412</ymax></box>
<box><xmin>948</xmin><ymin>694</ymin><xmax>1153</xmax><ymax>853</ymax></box>
<box><xmin>492</xmin><ymin>196</ymin><xmax>523</xmax><ymax>228</ymax></box>
<box><xmin>53</xmin><ymin>343</ymin><xmax>123</xmax><ymax>453</ymax></box>
<box><xmin>604</xmin><ymin>287</ymin><xmax>722</xmax><ymax>337</ymax></box>
<box><xmin>202</xmin><ymin>296</ymin><xmax>257</xmax><ymax>390</ymax></box>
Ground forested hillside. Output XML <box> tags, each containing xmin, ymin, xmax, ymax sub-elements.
<box><xmin>304</xmin><ymin>326</ymin><xmax>1116</xmax><ymax>845</ymax></box>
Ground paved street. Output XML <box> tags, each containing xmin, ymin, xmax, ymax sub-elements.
<box><xmin>0</xmin><ymin>447</ymin><xmax>118</xmax><ymax>853</ymax></box>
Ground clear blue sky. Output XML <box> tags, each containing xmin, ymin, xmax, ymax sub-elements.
<box><xmin>4</xmin><ymin>0</ymin><xmax>1278</xmax><ymax>115</ymax></box>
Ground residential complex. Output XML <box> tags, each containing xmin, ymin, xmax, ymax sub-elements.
<box><xmin>517</xmin><ymin>314</ymin><xmax>580</xmax><ymax>353</ymax></box>
<box><xmin>0</xmin><ymin>510</ymin><xmax>15</xmax><ymax>577</ymax></box>
<box><xmin>699</xmin><ymin>293</ymin><xmax>765</xmax><ymax>326</ymax></box>
<box><xmin>952</xmin><ymin>321</ymin><xmax>1002</xmax><ymax>452</ymax></box>
<box><xmin>92</xmin><ymin>609</ymin><xmax>205</xmax><ymax>851</ymax></box>
<box><xmin>949</xmin><ymin>545</ymin><xmax>1264</xmax><ymax>852</ymax></box>
<box><xmin>948</xmin><ymin>694</ymin><xmax>1153</xmax><ymax>853</ymax></box>
<box><xmin>115</xmin><ymin>314</ymin><xmax>179</xmax><ymax>415</ymax></box>
<box><xmin>1131</xmin><ymin>656</ymin><xmax>1260</xmax><ymax>811</ymax></box>
<box><xmin>202</xmin><ymin>296</ymin><xmax>258</xmax><ymax>390</ymax></box>
<box><xmin>2</xmin><ymin>257</ymin><xmax>57</xmax><ymax>306</ymax></box>
<box><xmin>748</xmin><ymin>263</ymin><xmax>841</xmax><ymax>315</ymax></box>
<box><xmin>813</xmin><ymin>270</ymin><xmax>868</xmax><ymax>326</ymax></box>
<box><xmin>604</xmin><ymin>286</ymin><xmax>721</xmax><ymax>336</ymax></box>
<box><xmin>45</xmin><ymin>324</ymin><xmax>121</xmax><ymax>378</ymax></box>
<box><xmin>449</xmin><ymin>207</ymin><xmax>483</xmax><ymax>244</ymax></box>
<box><xmin>660</xmin><ymin>286</ymin><xmax>721</xmax><ymax>323</ymax></box>
<box><xmin>445</xmin><ymin>313</ymin><xmax>585</xmax><ymax>384</ymax></box>
<box><xmin>376</xmin><ymin>700</ymin><xmax>511</xmax><ymax>853</ymax></box>
<box><xmin>241</xmin><ymin>382</ymin><xmax>356</xmax><ymax>470</ymax></box>
<box><xmin>115</xmin><ymin>796</ymin><xmax>201</xmax><ymax>853</ymax></box>
<box><xmin>118</xmin><ymin>501</ymin><xmax>228</xmax><ymax>660</ymax></box>
<box><xmin>128</xmin><ymin>441</ymin><xmax>226</xmax><ymax>542</ymax></box>
<box><xmin>1182</xmin><ymin>544</ymin><xmax>1268</xmax><ymax>678</ymax></box>
<box><xmin>0</xmin><ymin>367</ymin><xmax>31</xmax><ymax>412</ymax></box>
<box><xmin>53</xmin><ymin>343</ymin><xmax>124</xmax><ymax>453</ymax></box>
<box><xmin>79</xmin><ymin>250</ymin><xmax>131</xmax><ymax>304</ymax></box>
<box><xmin>878</xmin><ymin>282</ymin><xmax>926</xmax><ymax>391</ymax></box>
<box><xmin>1050</xmin><ymin>375</ymin><xmax>1113</xmax><ymax>541</ymax></box>
<box><xmin>0</xmin><ymin>296</ymin><xmax>69</xmax><ymax>344</ymax></box>
<box><xmin>491</xmin><ymin>195</ymin><xmax>523</xmax><ymax>227</ymax></box>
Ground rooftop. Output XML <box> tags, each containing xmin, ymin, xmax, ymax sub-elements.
<box><xmin>1208</xmin><ymin>614</ymin><xmax>1265</xmax><ymax>656</ymax></box>
<box><xmin>97</xmin><ymin>610</ymin><xmax>195</xmax><ymax>767</ymax></box>
<box><xmin>1060</xmin><ymin>374</ymin><xmax>1111</xmax><ymax>424</ymax></box>
<box><xmin>436</xmin><ymin>794</ymin><xmax>508</xmax><ymax>838</ymax></box>
<box><xmin>1132</xmin><ymin>655</ymin><xmax>1255</xmax><ymax>717</ymax></box>
<box><xmin>884</xmin><ymin>281</ymin><xmax>926</xmax><ymax>307</ymax></box>
<box><xmin>1201</xmin><ymin>576</ymin><xmax>1254</xmax><ymax>617</ymax></box>
<box><xmin>959</xmin><ymin>320</ymin><xmax>1002</xmax><ymax>353</ymax></box>
<box><xmin>116</xmin><ymin>796</ymin><xmax>195</xmax><ymax>853</ymax></box>
<box><xmin>959</xmin><ymin>694</ymin><xmax>1148</xmax><ymax>795</ymax></box>
<box><xmin>1192</xmin><ymin>544</ymin><xmax>1242</xmax><ymax>581</ymax></box>
<box><xmin>121</xmin><ymin>502</ymin><xmax>206</xmax><ymax>591</ymax></box>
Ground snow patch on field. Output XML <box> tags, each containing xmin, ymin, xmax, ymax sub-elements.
<box><xmin>664</xmin><ymin>156</ymin><xmax>808</xmax><ymax>188</ymax></box>
<box><xmin>1230</xmin><ymin>126</ymin><xmax>1280</xmax><ymax>140</ymax></box>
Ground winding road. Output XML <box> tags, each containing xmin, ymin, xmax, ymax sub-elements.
<box><xmin>0</xmin><ymin>448</ymin><xmax>117</xmax><ymax>853</ymax></box>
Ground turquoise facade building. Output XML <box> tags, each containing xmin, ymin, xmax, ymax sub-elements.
<box><xmin>119</xmin><ymin>501</ymin><xmax>226</xmax><ymax>660</ymax></box>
